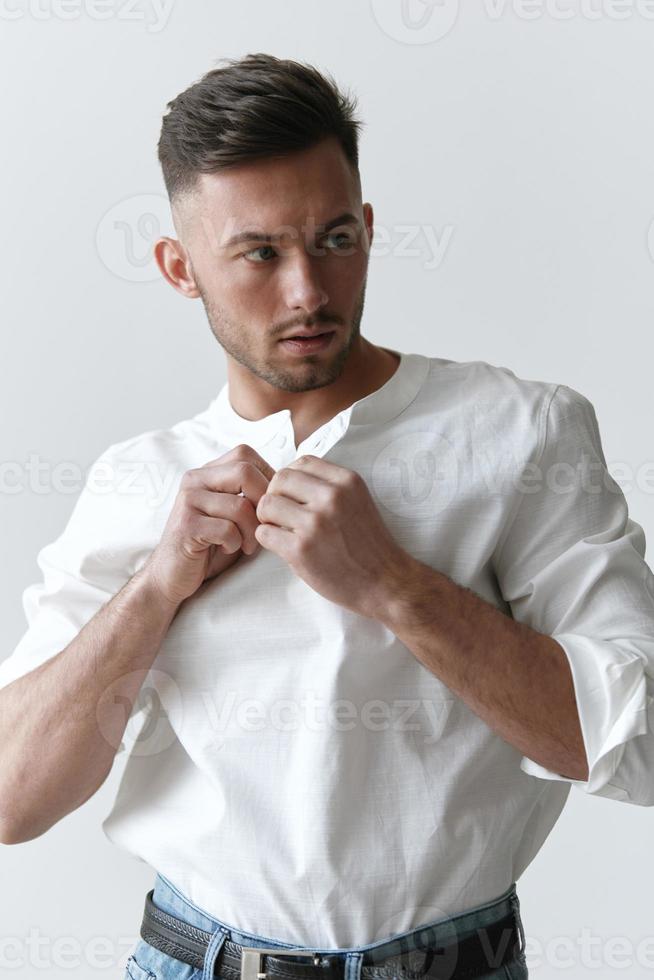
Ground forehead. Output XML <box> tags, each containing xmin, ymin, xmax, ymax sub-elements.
<box><xmin>183</xmin><ymin>137</ymin><xmax>360</xmax><ymax>247</ymax></box>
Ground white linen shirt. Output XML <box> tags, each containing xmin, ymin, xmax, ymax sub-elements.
<box><xmin>2</xmin><ymin>348</ymin><xmax>654</xmax><ymax>948</ymax></box>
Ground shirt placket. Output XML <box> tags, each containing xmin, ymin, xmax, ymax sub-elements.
<box><xmin>266</xmin><ymin>408</ymin><xmax>353</xmax><ymax>467</ymax></box>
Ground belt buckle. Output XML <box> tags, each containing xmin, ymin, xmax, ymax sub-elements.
<box><xmin>241</xmin><ymin>945</ymin><xmax>324</xmax><ymax>980</ymax></box>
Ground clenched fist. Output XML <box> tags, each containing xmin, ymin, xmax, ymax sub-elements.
<box><xmin>142</xmin><ymin>444</ymin><xmax>275</xmax><ymax>608</ymax></box>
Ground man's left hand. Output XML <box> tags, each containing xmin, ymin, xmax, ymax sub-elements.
<box><xmin>254</xmin><ymin>455</ymin><xmax>414</xmax><ymax>619</ymax></box>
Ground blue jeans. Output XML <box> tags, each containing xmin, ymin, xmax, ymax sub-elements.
<box><xmin>125</xmin><ymin>872</ymin><xmax>528</xmax><ymax>980</ymax></box>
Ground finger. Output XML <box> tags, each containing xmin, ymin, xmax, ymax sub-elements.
<box><xmin>184</xmin><ymin>459</ymin><xmax>271</xmax><ymax>507</ymax></box>
<box><xmin>255</xmin><ymin>521</ymin><xmax>294</xmax><ymax>553</ymax></box>
<box><xmin>257</xmin><ymin>492</ymin><xmax>304</xmax><ymax>532</ymax></box>
<box><xmin>187</xmin><ymin>488</ymin><xmax>260</xmax><ymax>554</ymax></box>
<box><xmin>266</xmin><ymin>467</ymin><xmax>327</xmax><ymax>506</ymax></box>
<box><xmin>190</xmin><ymin>514</ymin><xmax>244</xmax><ymax>554</ymax></box>
<box><xmin>286</xmin><ymin>455</ymin><xmax>349</xmax><ymax>485</ymax></box>
<box><xmin>202</xmin><ymin>445</ymin><xmax>276</xmax><ymax>483</ymax></box>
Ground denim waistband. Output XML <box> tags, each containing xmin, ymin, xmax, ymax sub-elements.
<box><xmin>146</xmin><ymin>872</ymin><xmax>526</xmax><ymax>980</ymax></box>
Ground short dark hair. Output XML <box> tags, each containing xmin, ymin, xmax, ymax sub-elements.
<box><xmin>157</xmin><ymin>52</ymin><xmax>364</xmax><ymax>207</ymax></box>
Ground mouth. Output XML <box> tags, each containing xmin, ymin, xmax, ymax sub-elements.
<box><xmin>278</xmin><ymin>330</ymin><xmax>335</xmax><ymax>354</ymax></box>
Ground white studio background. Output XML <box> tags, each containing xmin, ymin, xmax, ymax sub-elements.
<box><xmin>1</xmin><ymin>3</ymin><xmax>653</xmax><ymax>979</ymax></box>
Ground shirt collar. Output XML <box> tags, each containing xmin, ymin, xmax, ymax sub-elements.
<box><xmin>208</xmin><ymin>347</ymin><xmax>430</xmax><ymax>449</ymax></box>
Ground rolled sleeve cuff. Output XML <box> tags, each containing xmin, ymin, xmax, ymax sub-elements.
<box><xmin>519</xmin><ymin>631</ymin><xmax>653</xmax><ymax>801</ymax></box>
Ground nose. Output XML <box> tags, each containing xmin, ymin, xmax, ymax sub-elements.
<box><xmin>281</xmin><ymin>251</ymin><xmax>329</xmax><ymax>315</ymax></box>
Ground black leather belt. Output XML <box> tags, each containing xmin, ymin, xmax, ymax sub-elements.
<box><xmin>140</xmin><ymin>889</ymin><xmax>523</xmax><ymax>979</ymax></box>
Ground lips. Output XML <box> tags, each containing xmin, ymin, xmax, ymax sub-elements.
<box><xmin>279</xmin><ymin>331</ymin><xmax>335</xmax><ymax>353</ymax></box>
<box><xmin>284</xmin><ymin>331</ymin><xmax>331</xmax><ymax>340</ymax></box>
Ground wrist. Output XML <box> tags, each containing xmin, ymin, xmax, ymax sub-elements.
<box><xmin>371</xmin><ymin>552</ymin><xmax>426</xmax><ymax>631</ymax></box>
<box><xmin>132</xmin><ymin>562</ymin><xmax>184</xmax><ymax>619</ymax></box>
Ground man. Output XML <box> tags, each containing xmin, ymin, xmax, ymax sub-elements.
<box><xmin>1</xmin><ymin>53</ymin><xmax>653</xmax><ymax>980</ymax></box>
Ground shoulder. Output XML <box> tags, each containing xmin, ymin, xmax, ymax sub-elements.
<box><xmin>56</xmin><ymin>401</ymin><xmax>222</xmax><ymax>580</ymax></box>
<box><xmin>412</xmin><ymin>356</ymin><xmax>604</xmax><ymax>475</ymax></box>
<box><xmin>94</xmin><ymin>400</ymin><xmax>219</xmax><ymax>470</ymax></box>
<box><xmin>423</xmin><ymin>354</ymin><xmax>558</xmax><ymax>401</ymax></box>
<box><xmin>421</xmin><ymin>354</ymin><xmax>595</xmax><ymax>428</ymax></box>
<box><xmin>83</xmin><ymin>400</ymin><xmax>221</xmax><ymax>502</ymax></box>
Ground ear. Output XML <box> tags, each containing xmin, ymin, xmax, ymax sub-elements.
<box><xmin>362</xmin><ymin>202</ymin><xmax>374</xmax><ymax>251</ymax></box>
<box><xmin>153</xmin><ymin>237</ymin><xmax>200</xmax><ymax>298</ymax></box>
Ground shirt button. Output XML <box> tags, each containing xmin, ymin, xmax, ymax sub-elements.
<box><xmin>273</xmin><ymin>433</ymin><xmax>287</xmax><ymax>448</ymax></box>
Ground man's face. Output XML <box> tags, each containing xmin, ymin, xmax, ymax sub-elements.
<box><xmin>164</xmin><ymin>137</ymin><xmax>373</xmax><ymax>394</ymax></box>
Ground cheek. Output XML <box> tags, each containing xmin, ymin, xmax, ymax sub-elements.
<box><xmin>217</xmin><ymin>266</ymin><xmax>273</xmax><ymax>314</ymax></box>
<box><xmin>328</xmin><ymin>254</ymin><xmax>367</xmax><ymax>299</ymax></box>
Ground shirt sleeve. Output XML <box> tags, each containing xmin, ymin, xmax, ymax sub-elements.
<box><xmin>0</xmin><ymin>447</ymin><xmax>154</xmax><ymax>749</ymax></box>
<box><xmin>492</xmin><ymin>382</ymin><xmax>654</xmax><ymax>805</ymax></box>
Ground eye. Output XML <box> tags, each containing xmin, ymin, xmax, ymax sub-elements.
<box><xmin>241</xmin><ymin>231</ymin><xmax>357</xmax><ymax>263</ymax></box>
<box><xmin>325</xmin><ymin>231</ymin><xmax>356</xmax><ymax>250</ymax></box>
<box><xmin>243</xmin><ymin>245</ymin><xmax>277</xmax><ymax>263</ymax></box>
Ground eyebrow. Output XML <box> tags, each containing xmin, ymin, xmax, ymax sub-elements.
<box><xmin>221</xmin><ymin>212</ymin><xmax>360</xmax><ymax>250</ymax></box>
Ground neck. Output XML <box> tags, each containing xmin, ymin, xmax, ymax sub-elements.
<box><xmin>288</xmin><ymin>340</ymin><xmax>400</xmax><ymax>448</ymax></box>
<box><xmin>226</xmin><ymin>337</ymin><xmax>400</xmax><ymax>449</ymax></box>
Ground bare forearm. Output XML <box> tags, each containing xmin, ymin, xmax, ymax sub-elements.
<box><xmin>379</xmin><ymin>558</ymin><xmax>589</xmax><ymax>781</ymax></box>
<box><xmin>0</xmin><ymin>564</ymin><xmax>180</xmax><ymax>844</ymax></box>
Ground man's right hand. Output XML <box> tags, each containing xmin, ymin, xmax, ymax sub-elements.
<box><xmin>142</xmin><ymin>444</ymin><xmax>276</xmax><ymax>608</ymax></box>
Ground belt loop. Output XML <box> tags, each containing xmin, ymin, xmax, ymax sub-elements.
<box><xmin>202</xmin><ymin>924</ymin><xmax>229</xmax><ymax>980</ymax></box>
<box><xmin>509</xmin><ymin>886</ymin><xmax>525</xmax><ymax>956</ymax></box>
<box><xmin>344</xmin><ymin>951</ymin><xmax>363</xmax><ymax>980</ymax></box>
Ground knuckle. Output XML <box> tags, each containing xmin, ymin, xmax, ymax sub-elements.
<box><xmin>181</xmin><ymin>513</ymin><xmax>200</xmax><ymax>539</ymax></box>
<box><xmin>321</xmin><ymin>497</ymin><xmax>339</xmax><ymax>521</ymax></box>
<box><xmin>232</xmin><ymin>443</ymin><xmax>253</xmax><ymax>460</ymax></box>
<box><xmin>178</xmin><ymin>481</ymin><xmax>194</xmax><ymax>498</ymax></box>
<box><xmin>233</xmin><ymin>494</ymin><xmax>253</xmax><ymax>516</ymax></box>
<box><xmin>181</xmin><ymin>467</ymin><xmax>199</xmax><ymax>484</ymax></box>
<box><xmin>270</xmin><ymin>468</ymin><xmax>288</xmax><ymax>488</ymax></box>
<box><xmin>305</xmin><ymin>512</ymin><xmax>322</xmax><ymax>536</ymax></box>
<box><xmin>294</xmin><ymin>535</ymin><xmax>312</xmax><ymax>559</ymax></box>
<box><xmin>177</xmin><ymin>486</ymin><xmax>196</xmax><ymax>510</ymax></box>
<box><xmin>236</xmin><ymin>459</ymin><xmax>256</xmax><ymax>478</ymax></box>
<box><xmin>221</xmin><ymin>524</ymin><xmax>239</xmax><ymax>545</ymax></box>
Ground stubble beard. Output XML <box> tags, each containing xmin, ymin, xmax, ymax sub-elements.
<box><xmin>197</xmin><ymin>276</ymin><xmax>368</xmax><ymax>394</ymax></box>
